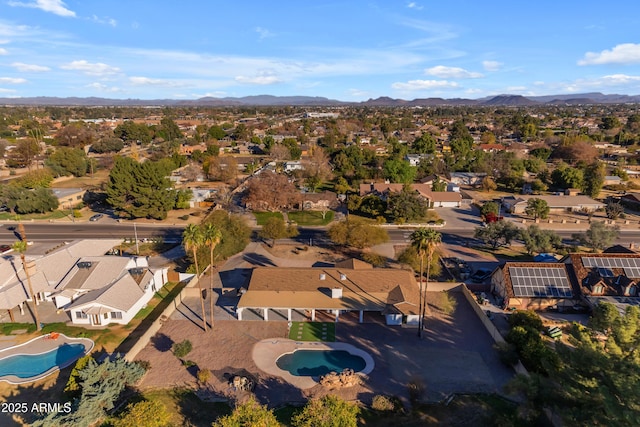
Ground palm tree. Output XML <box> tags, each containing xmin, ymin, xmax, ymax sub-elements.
<box><xmin>12</xmin><ymin>240</ymin><xmax>41</xmax><ymax>331</ymax></box>
<box><xmin>183</xmin><ymin>224</ymin><xmax>207</xmax><ymax>332</ymax></box>
<box><xmin>410</xmin><ymin>227</ymin><xmax>441</xmax><ymax>338</ymax></box>
<box><xmin>202</xmin><ymin>223</ymin><xmax>222</xmax><ymax>331</ymax></box>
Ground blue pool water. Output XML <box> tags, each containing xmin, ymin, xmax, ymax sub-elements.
<box><xmin>276</xmin><ymin>350</ymin><xmax>366</xmax><ymax>377</ymax></box>
<box><xmin>0</xmin><ymin>343</ymin><xmax>86</xmax><ymax>379</ymax></box>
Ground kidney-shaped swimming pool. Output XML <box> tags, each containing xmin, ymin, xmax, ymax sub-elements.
<box><xmin>276</xmin><ymin>349</ymin><xmax>366</xmax><ymax>377</ymax></box>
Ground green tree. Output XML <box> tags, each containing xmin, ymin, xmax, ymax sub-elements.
<box><xmin>203</xmin><ymin>210</ymin><xmax>252</xmax><ymax>260</ymax></box>
<box><xmin>582</xmin><ymin>161</ymin><xmax>605</xmax><ymax>198</ymax></box>
<box><xmin>172</xmin><ymin>339</ymin><xmax>193</xmax><ymax>359</ymax></box>
<box><xmin>327</xmin><ymin>218</ymin><xmax>389</xmax><ymax>249</ymax></box>
<box><xmin>431</xmin><ymin>178</ymin><xmax>447</xmax><ymax>192</ymax></box>
<box><xmin>114</xmin><ymin>121</ymin><xmax>152</xmax><ymax>144</ymax></box>
<box><xmin>33</xmin><ymin>357</ymin><xmax>146</xmax><ymax>427</ymax></box>
<box><xmin>606</xmin><ymin>202</ymin><xmax>624</xmax><ymax>220</ymax></box>
<box><xmin>91</xmin><ymin>137</ymin><xmax>124</xmax><ymax>153</ymax></box>
<box><xmin>382</xmin><ymin>158</ymin><xmax>416</xmax><ymax>184</ymax></box>
<box><xmin>207</xmin><ymin>125</ymin><xmax>227</xmax><ymax>140</ymax></box>
<box><xmin>259</xmin><ymin>217</ymin><xmax>298</xmax><ymax>247</ymax></box>
<box><xmin>11</xmin><ymin>239</ymin><xmax>41</xmax><ymax>331</ymax></box>
<box><xmin>12</xmin><ymin>169</ymin><xmax>53</xmax><ymax>189</ymax></box>
<box><xmin>213</xmin><ymin>397</ymin><xmax>279</xmax><ymax>427</ymax></box>
<box><xmin>45</xmin><ymin>147</ymin><xmax>89</xmax><ymax>177</ymax></box>
<box><xmin>474</xmin><ymin>221</ymin><xmax>520</xmax><ymax>249</ymax></box>
<box><xmin>292</xmin><ymin>395</ymin><xmax>360</xmax><ymax>427</ymax></box>
<box><xmin>573</xmin><ymin>221</ymin><xmax>620</xmax><ymax>252</ymax></box>
<box><xmin>551</xmin><ymin>162</ymin><xmax>584</xmax><ymax>189</ymax></box>
<box><xmin>183</xmin><ymin>225</ymin><xmax>207</xmax><ymax>332</ymax></box>
<box><xmin>479</xmin><ymin>201</ymin><xmax>500</xmax><ymax>221</ymax></box>
<box><xmin>519</xmin><ymin>225</ymin><xmax>562</xmax><ymax>255</ymax></box>
<box><xmin>524</xmin><ymin>198</ymin><xmax>550</xmax><ymax>220</ymax></box>
<box><xmin>106</xmin><ymin>157</ymin><xmax>177</xmax><ymax>220</ymax></box>
<box><xmin>157</xmin><ymin>117</ymin><xmax>183</xmax><ymax>141</ymax></box>
<box><xmin>113</xmin><ymin>400</ymin><xmax>170</xmax><ymax>427</ymax></box>
<box><xmin>410</xmin><ymin>228</ymin><xmax>441</xmax><ymax>338</ymax></box>
<box><xmin>387</xmin><ymin>187</ymin><xmax>427</xmax><ymax>223</ymax></box>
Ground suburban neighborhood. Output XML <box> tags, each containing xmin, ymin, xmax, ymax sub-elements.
<box><xmin>0</xmin><ymin>100</ymin><xmax>639</xmax><ymax>426</ymax></box>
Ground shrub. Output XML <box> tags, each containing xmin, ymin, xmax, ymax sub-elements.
<box><xmin>362</xmin><ymin>252</ymin><xmax>386</xmax><ymax>267</ymax></box>
<box><xmin>172</xmin><ymin>339</ymin><xmax>193</xmax><ymax>359</ymax></box>
<box><xmin>371</xmin><ymin>395</ymin><xmax>395</xmax><ymax>412</ymax></box>
<box><xmin>508</xmin><ymin>310</ymin><xmax>543</xmax><ymax>331</ymax></box>
<box><xmin>197</xmin><ymin>368</ymin><xmax>211</xmax><ymax>384</ymax></box>
<box><xmin>494</xmin><ymin>342</ymin><xmax>519</xmax><ymax>367</ymax></box>
<box><xmin>135</xmin><ymin>360</ymin><xmax>151</xmax><ymax>371</ymax></box>
<box><xmin>179</xmin><ymin>214</ymin><xmax>190</xmax><ymax>220</ymax></box>
<box><xmin>182</xmin><ymin>359</ymin><xmax>196</xmax><ymax>368</ymax></box>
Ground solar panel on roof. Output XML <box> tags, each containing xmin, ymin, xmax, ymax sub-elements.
<box><xmin>508</xmin><ymin>266</ymin><xmax>572</xmax><ymax>298</ymax></box>
<box><xmin>624</xmin><ymin>267</ymin><xmax>640</xmax><ymax>278</ymax></box>
<box><xmin>583</xmin><ymin>257</ymin><xmax>640</xmax><ymax>269</ymax></box>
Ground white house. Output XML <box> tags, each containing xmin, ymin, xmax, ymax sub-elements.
<box><xmin>284</xmin><ymin>161</ymin><xmax>303</xmax><ymax>172</ymax></box>
<box><xmin>0</xmin><ymin>240</ymin><xmax>168</xmax><ymax>327</ymax></box>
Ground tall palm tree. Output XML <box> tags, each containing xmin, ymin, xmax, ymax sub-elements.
<box><xmin>12</xmin><ymin>240</ymin><xmax>41</xmax><ymax>331</ymax></box>
<box><xmin>410</xmin><ymin>228</ymin><xmax>442</xmax><ymax>338</ymax></box>
<box><xmin>183</xmin><ymin>224</ymin><xmax>207</xmax><ymax>331</ymax></box>
<box><xmin>202</xmin><ymin>223</ymin><xmax>222</xmax><ymax>331</ymax></box>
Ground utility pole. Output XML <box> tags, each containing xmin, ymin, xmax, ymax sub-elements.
<box><xmin>134</xmin><ymin>222</ymin><xmax>139</xmax><ymax>255</ymax></box>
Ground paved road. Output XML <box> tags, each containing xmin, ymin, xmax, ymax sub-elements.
<box><xmin>0</xmin><ymin>222</ymin><xmax>183</xmax><ymax>242</ymax></box>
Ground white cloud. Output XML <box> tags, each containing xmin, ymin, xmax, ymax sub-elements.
<box><xmin>407</xmin><ymin>2</ymin><xmax>423</xmax><ymax>10</ymax></box>
<box><xmin>129</xmin><ymin>77</ymin><xmax>183</xmax><ymax>87</ymax></box>
<box><xmin>425</xmin><ymin>65</ymin><xmax>483</xmax><ymax>79</ymax></box>
<box><xmin>60</xmin><ymin>60</ymin><xmax>120</xmax><ymax>76</ymax></box>
<box><xmin>0</xmin><ymin>77</ymin><xmax>27</xmax><ymax>84</ymax></box>
<box><xmin>235</xmin><ymin>74</ymin><xmax>281</xmax><ymax>85</ymax></box>
<box><xmin>255</xmin><ymin>27</ymin><xmax>273</xmax><ymax>40</ymax></box>
<box><xmin>391</xmin><ymin>79</ymin><xmax>458</xmax><ymax>90</ymax></box>
<box><xmin>87</xmin><ymin>82</ymin><xmax>121</xmax><ymax>92</ymax></box>
<box><xmin>562</xmin><ymin>74</ymin><xmax>640</xmax><ymax>92</ymax></box>
<box><xmin>482</xmin><ymin>60</ymin><xmax>502</xmax><ymax>71</ymax></box>
<box><xmin>11</xmin><ymin>62</ymin><xmax>51</xmax><ymax>72</ymax></box>
<box><xmin>579</xmin><ymin>43</ymin><xmax>640</xmax><ymax>65</ymax></box>
<box><xmin>90</xmin><ymin>15</ymin><xmax>117</xmax><ymax>27</ymax></box>
<box><xmin>8</xmin><ymin>0</ymin><xmax>76</xmax><ymax>17</ymax></box>
<box><xmin>0</xmin><ymin>88</ymin><xmax>17</xmax><ymax>94</ymax></box>
<box><xmin>0</xmin><ymin>48</ymin><xmax>7</xmax><ymax>55</ymax></box>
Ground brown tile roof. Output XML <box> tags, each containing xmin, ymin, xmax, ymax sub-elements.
<box><xmin>238</xmin><ymin>266</ymin><xmax>419</xmax><ymax>315</ymax></box>
<box><xmin>567</xmin><ymin>253</ymin><xmax>640</xmax><ymax>297</ymax></box>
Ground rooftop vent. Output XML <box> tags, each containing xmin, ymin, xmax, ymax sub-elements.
<box><xmin>77</xmin><ymin>261</ymin><xmax>92</xmax><ymax>269</ymax></box>
<box><xmin>340</xmin><ymin>273</ymin><xmax>347</xmax><ymax>281</ymax></box>
<box><xmin>331</xmin><ymin>287</ymin><xmax>343</xmax><ymax>299</ymax></box>
<box><xmin>319</xmin><ymin>273</ymin><xmax>326</xmax><ymax>280</ymax></box>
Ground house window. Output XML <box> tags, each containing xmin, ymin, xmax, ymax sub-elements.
<box><xmin>111</xmin><ymin>311</ymin><xmax>123</xmax><ymax>319</ymax></box>
<box><xmin>593</xmin><ymin>285</ymin><xmax>603</xmax><ymax>295</ymax></box>
<box><xmin>103</xmin><ymin>313</ymin><xmax>108</xmax><ymax>319</ymax></box>
<box><xmin>75</xmin><ymin>311</ymin><xmax>87</xmax><ymax>319</ymax></box>
<box><xmin>626</xmin><ymin>286</ymin><xmax>637</xmax><ymax>296</ymax></box>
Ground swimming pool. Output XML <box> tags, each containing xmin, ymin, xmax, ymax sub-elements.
<box><xmin>276</xmin><ymin>349</ymin><xmax>366</xmax><ymax>377</ymax></box>
<box><xmin>0</xmin><ymin>343</ymin><xmax>86</xmax><ymax>379</ymax></box>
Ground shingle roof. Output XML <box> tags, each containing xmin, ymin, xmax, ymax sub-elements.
<box><xmin>238</xmin><ymin>265</ymin><xmax>419</xmax><ymax>315</ymax></box>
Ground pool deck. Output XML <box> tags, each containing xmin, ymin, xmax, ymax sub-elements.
<box><xmin>0</xmin><ymin>333</ymin><xmax>94</xmax><ymax>384</ymax></box>
<box><xmin>252</xmin><ymin>339</ymin><xmax>375</xmax><ymax>389</ymax></box>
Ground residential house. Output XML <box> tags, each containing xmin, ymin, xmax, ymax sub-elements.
<box><xmin>359</xmin><ymin>183</ymin><xmax>462</xmax><ymax>208</ymax></box>
<box><xmin>501</xmin><ymin>195</ymin><xmax>605</xmax><ymax>214</ymax></box>
<box><xmin>490</xmin><ymin>262</ymin><xmax>577</xmax><ymax>310</ymax></box>
<box><xmin>284</xmin><ymin>161</ymin><xmax>303</xmax><ymax>172</ymax></box>
<box><xmin>0</xmin><ymin>240</ymin><xmax>168</xmax><ymax>327</ymax></box>
<box><xmin>237</xmin><ymin>259</ymin><xmax>420</xmax><ymax>326</ymax></box>
<box><xmin>449</xmin><ymin>172</ymin><xmax>486</xmax><ymax>186</ymax></box>
<box><xmin>564</xmin><ymin>253</ymin><xmax>640</xmax><ymax>314</ymax></box>
<box><xmin>52</xmin><ymin>188</ymin><xmax>86</xmax><ymax>210</ymax></box>
<box><xmin>299</xmin><ymin>191</ymin><xmax>338</xmax><ymax>211</ymax></box>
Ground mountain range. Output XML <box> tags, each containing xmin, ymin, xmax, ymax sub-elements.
<box><xmin>0</xmin><ymin>92</ymin><xmax>639</xmax><ymax>107</ymax></box>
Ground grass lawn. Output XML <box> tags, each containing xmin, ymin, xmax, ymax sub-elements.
<box><xmin>253</xmin><ymin>211</ymin><xmax>284</xmax><ymax>225</ymax></box>
<box><xmin>288</xmin><ymin>322</ymin><xmax>335</xmax><ymax>342</ymax></box>
<box><xmin>288</xmin><ymin>210</ymin><xmax>334</xmax><ymax>226</ymax></box>
<box><xmin>0</xmin><ymin>210</ymin><xmax>69</xmax><ymax>221</ymax></box>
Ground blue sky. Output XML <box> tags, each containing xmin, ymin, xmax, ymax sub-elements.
<box><xmin>0</xmin><ymin>0</ymin><xmax>639</xmax><ymax>101</ymax></box>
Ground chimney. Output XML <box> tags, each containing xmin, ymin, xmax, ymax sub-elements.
<box><xmin>331</xmin><ymin>288</ymin><xmax>343</xmax><ymax>299</ymax></box>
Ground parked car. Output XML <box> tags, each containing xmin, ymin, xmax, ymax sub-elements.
<box><xmin>470</xmin><ymin>268</ymin><xmax>492</xmax><ymax>283</ymax></box>
<box><xmin>89</xmin><ymin>213</ymin><xmax>104</xmax><ymax>222</ymax></box>
<box><xmin>0</xmin><ymin>244</ymin><xmax>12</xmax><ymax>254</ymax></box>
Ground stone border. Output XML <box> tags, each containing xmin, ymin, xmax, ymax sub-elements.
<box><xmin>0</xmin><ymin>333</ymin><xmax>94</xmax><ymax>384</ymax></box>
<box><xmin>252</xmin><ymin>338</ymin><xmax>374</xmax><ymax>389</ymax></box>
